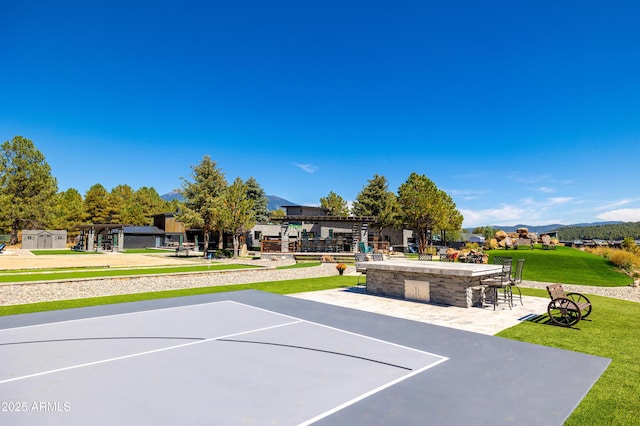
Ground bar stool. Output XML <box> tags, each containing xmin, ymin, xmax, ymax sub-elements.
<box><xmin>510</xmin><ymin>259</ymin><xmax>525</xmax><ymax>306</ymax></box>
<box><xmin>483</xmin><ymin>257</ymin><xmax>513</xmax><ymax>309</ymax></box>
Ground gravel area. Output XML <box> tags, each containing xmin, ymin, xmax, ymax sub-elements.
<box><xmin>518</xmin><ymin>280</ymin><xmax>640</xmax><ymax>303</ymax></box>
<box><xmin>1</xmin><ymin>249</ymin><xmax>639</xmax><ymax>306</ymax></box>
<box><xmin>0</xmin><ymin>260</ymin><xmax>346</xmax><ymax>306</ymax></box>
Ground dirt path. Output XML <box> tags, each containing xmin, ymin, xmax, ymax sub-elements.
<box><xmin>0</xmin><ymin>249</ymin><xmax>202</xmax><ymax>270</ymax></box>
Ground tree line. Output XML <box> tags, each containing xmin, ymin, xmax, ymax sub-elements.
<box><xmin>1</xmin><ymin>136</ymin><xmax>464</xmax><ymax>254</ymax></box>
<box><xmin>555</xmin><ymin>222</ymin><xmax>640</xmax><ymax>241</ymax></box>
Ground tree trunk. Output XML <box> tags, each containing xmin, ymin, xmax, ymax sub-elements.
<box><xmin>202</xmin><ymin>230</ymin><xmax>210</xmax><ymax>257</ymax></box>
<box><xmin>10</xmin><ymin>221</ymin><xmax>20</xmax><ymax>246</ymax></box>
<box><xmin>232</xmin><ymin>234</ymin><xmax>239</xmax><ymax>258</ymax></box>
<box><xmin>417</xmin><ymin>228</ymin><xmax>429</xmax><ymax>254</ymax></box>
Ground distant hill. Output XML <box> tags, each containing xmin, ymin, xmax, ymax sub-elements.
<box><xmin>266</xmin><ymin>195</ymin><xmax>297</xmax><ymax>211</ymax></box>
<box><xmin>161</xmin><ymin>189</ymin><xmax>184</xmax><ymax>201</ymax></box>
<box><xmin>160</xmin><ymin>190</ymin><xmax>297</xmax><ymax>211</ymax></box>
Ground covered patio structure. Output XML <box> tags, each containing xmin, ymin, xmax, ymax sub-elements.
<box><xmin>265</xmin><ymin>214</ymin><xmax>381</xmax><ymax>254</ymax></box>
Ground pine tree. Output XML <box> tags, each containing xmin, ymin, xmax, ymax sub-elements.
<box><xmin>51</xmin><ymin>188</ymin><xmax>86</xmax><ymax>239</ymax></box>
<box><xmin>352</xmin><ymin>174</ymin><xmax>388</xmax><ymax>216</ymax></box>
<box><xmin>245</xmin><ymin>176</ymin><xmax>269</xmax><ymax>223</ymax></box>
<box><xmin>320</xmin><ymin>191</ymin><xmax>349</xmax><ymax>216</ymax></box>
<box><xmin>0</xmin><ymin>136</ymin><xmax>58</xmax><ymax>244</ymax></box>
<box><xmin>109</xmin><ymin>184</ymin><xmax>135</xmax><ymax>224</ymax></box>
<box><xmin>178</xmin><ymin>155</ymin><xmax>227</xmax><ymax>252</ymax></box>
<box><xmin>84</xmin><ymin>184</ymin><xmax>112</xmax><ymax>223</ymax></box>
<box><xmin>352</xmin><ymin>174</ymin><xmax>400</xmax><ymax>236</ymax></box>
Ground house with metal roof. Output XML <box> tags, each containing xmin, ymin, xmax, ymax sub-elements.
<box><xmin>76</xmin><ymin>223</ymin><xmax>174</xmax><ymax>251</ymax></box>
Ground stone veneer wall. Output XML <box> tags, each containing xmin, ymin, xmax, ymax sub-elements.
<box><xmin>366</xmin><ymin>269</ymin><xmax>485</xmax><ymax>308</ymax></box>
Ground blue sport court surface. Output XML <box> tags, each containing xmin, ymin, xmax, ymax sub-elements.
<box><xmin>0</xmin><ymin>290</ymin><xmax>609</xmax><ymax>425</ymax></box>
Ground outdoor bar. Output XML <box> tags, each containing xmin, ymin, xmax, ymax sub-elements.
<box><xmin>360</xmin><ymin>259</ymin><xmax>503</xmax><ymax>308</ymax></box>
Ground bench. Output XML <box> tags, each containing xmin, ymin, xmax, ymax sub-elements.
<box><xmin>546</xmin><ymin>284</ymin><xmax>592</xmax><ymax>327</ymax></box>
<box><xmin>514</xmin><ymin>238</ymin><xmax>534</xmax><ymax>249</ymax></box>
<box><xmin>175</xmin><ymin>245</ymin><xmax>194</xmax><ymax>256</ymax></box>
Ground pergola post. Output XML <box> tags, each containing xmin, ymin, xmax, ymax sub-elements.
<box><xmin>280</xmin><ymin>222</ymin><xmax>289</xmax><ymax>252</ymax></box>
<box><xmin>361</xmin><ymin>222</ymin><xmax>369</xmax><ymax>251</ymax></box>
<box><xmin>87</xmin><ymin>228</ymin><xmax>95</xmax><ymax>251</ymax></box>
<box><xmin>117</xmin><ymin>228</ymin><xmax>124</xmax><ymax>251</ymax></box>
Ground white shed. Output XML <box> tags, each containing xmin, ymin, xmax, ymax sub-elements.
<box><xmin>21</xmin><ymin>230</ymin><xmax>68</xmax><ymax>249</ymax></box>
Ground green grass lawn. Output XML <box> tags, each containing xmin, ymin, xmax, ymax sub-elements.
<box><xmin>405</xmin><ymin>246</ymin><xmax>631</xmax><ymax>286</ymax></box>
<box><xmin>498</xmin><ymin>292</ymin><xmax>640</xmax><ymax>425</ymax></box>
<box><xmin>486</xmin><ymin>246</ymin><xmax>631</xmax><ymax>286</ymax></box>
<box><xmin>31</xmin><ymin>249</ymin><xmax>99</xmax><ymax>255</ymax></box>
<box><xmin>0</xmin><ymin>275</ymin><xmax>357</xmax><ymax>316</ymax></box>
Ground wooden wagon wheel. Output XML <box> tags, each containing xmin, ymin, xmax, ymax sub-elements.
<box><xmin>547</xmin><ymin>298</ymin><xmax>581</xmax><ymax>327</ymax></box>
<box><xmin>566</xmin><ymin>292</ymin><xmax>592</xmax><ymax>318</ymax></box>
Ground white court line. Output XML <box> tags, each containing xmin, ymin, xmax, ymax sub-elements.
<box><xmin>226</xmin><ymin>300</ymin><xmax>450</xmax><ymax>425</ymax></box>
<box><xmin>227</xmin><ymin>300</ymin><xmax>450</xmax><ymax>360</ymax></box>
<box><xmin>0</xmin><ymin>319</ymin><xmax>303</xmax><ymax>385</ymax></box>
<box><xmin>299</xmin><ymin>359</ymin><xmax>448</xmax><ymax>426</ymax></box>
<box><xmin>3</xmin><ymin>298</ymin><xmax>450</xmax><ymax>425</ymax></box>
<box><xmin>0</xmin><ymin>300</ymin><xmax>237</xmax><ymax>333</ymax></box>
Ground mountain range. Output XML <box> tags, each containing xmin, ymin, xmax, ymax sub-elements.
<box><xmin>161</xmin><ymin>190</ymin><xmax>297</xmax><ymax>211</ymax></box>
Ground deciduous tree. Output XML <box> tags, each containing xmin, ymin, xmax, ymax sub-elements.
<box><xmin>0</xmin><ymin>136</ymin><xmax>58</xmax><ymax>244</ymax></box>
<box><xmin>270</xmin><ymin>208</ymin><xmax>286</xmax><ymax>219</ymax></box>
<box><xmin>220</xmin><ymin>177</ymin><xmax>256</xmax><ymax>257</ymax></box>
<box><xmin>434</xmin><ymin>192</ymin><xmax>464</xmax><ymax>245</ymax></box>
<box><xmin>398</xmin><ymin>172</ymin><xmax>462</xmax><ymax>254</ymax></box>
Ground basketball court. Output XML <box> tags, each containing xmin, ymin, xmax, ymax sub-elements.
<box><xmin>0</xmin><ymin>290</ymin><xmax>610</xmax><ymax>425</ymax></box>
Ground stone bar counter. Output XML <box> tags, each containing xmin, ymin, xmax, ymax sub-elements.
<box><xmin>358</xmin><ymin>259</ymin><xmax>503</xmax><ymax>308</ymax></box>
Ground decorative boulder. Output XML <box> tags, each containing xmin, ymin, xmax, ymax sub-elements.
<box><xmin>495</xmin><ymin>230</ymin><xmax>508</xmax><ymax>240</ymax></box>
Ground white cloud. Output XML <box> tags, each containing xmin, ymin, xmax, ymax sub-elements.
<box><xmin>596</xmin><ymin>208</ymin><xmax>640</xmax><ymax>222</ymax></box>
<box><xmin>448</xmin><ymin>189</ymin><xmax>489</xmax><ymax>201</ymax></box>
<box><xmin>546</xmin><ymin>197</ymin><xmax>573</xmax><ymax>205</ymax></box>
<box><xmin>460</xmin><ymin>205</ymin><xmax>528</xmax><ymax>227</ymax></box>
<box><xmin>293</xmin><ymin>163</ymin><xmax>318</xmax><ymax>173</ymax></box>
<box><xmin>594</xmin><ymin>198</ymin><xmax>635</xmax><ymax>211</ymax></box>
<box><xmin>537</xmin><ymin>186</ymin><xmax>555</xmax><ymax>193</ymax></box>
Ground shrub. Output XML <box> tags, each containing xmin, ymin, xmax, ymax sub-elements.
<box><xmin>215</xmin><ymin>249</ymin><xmax>232</xmax><ymax>258</ymax></box>
<box><xmin>586</xmin><ymin>247</ymin><xmax>612</xmax><ymax>259</ymax></box>
<box><xmin>608</xmin><ymin>249</ymin><xmax>640</xmax><ymax>272</ymax></box>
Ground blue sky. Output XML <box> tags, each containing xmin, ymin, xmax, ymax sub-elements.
<box><xmin>2</xmin><ymin>1</ymin><xmax>639</xmax><ymax>228</ymax></box>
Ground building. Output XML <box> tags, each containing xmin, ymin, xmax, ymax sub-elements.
<box><xmin>255</xmin><ymin>206</ymin><xmax>413</xmax><ymax>253</ymax></box>
<box><xmin>76</xmin><ymin>221</ymin><xmax>179</xmax><ymax>251</ymax></box>
<box><xmin>21</xmin><ymin>230</ymin><xmax>67</xmax><ymax>249</ymax></box>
